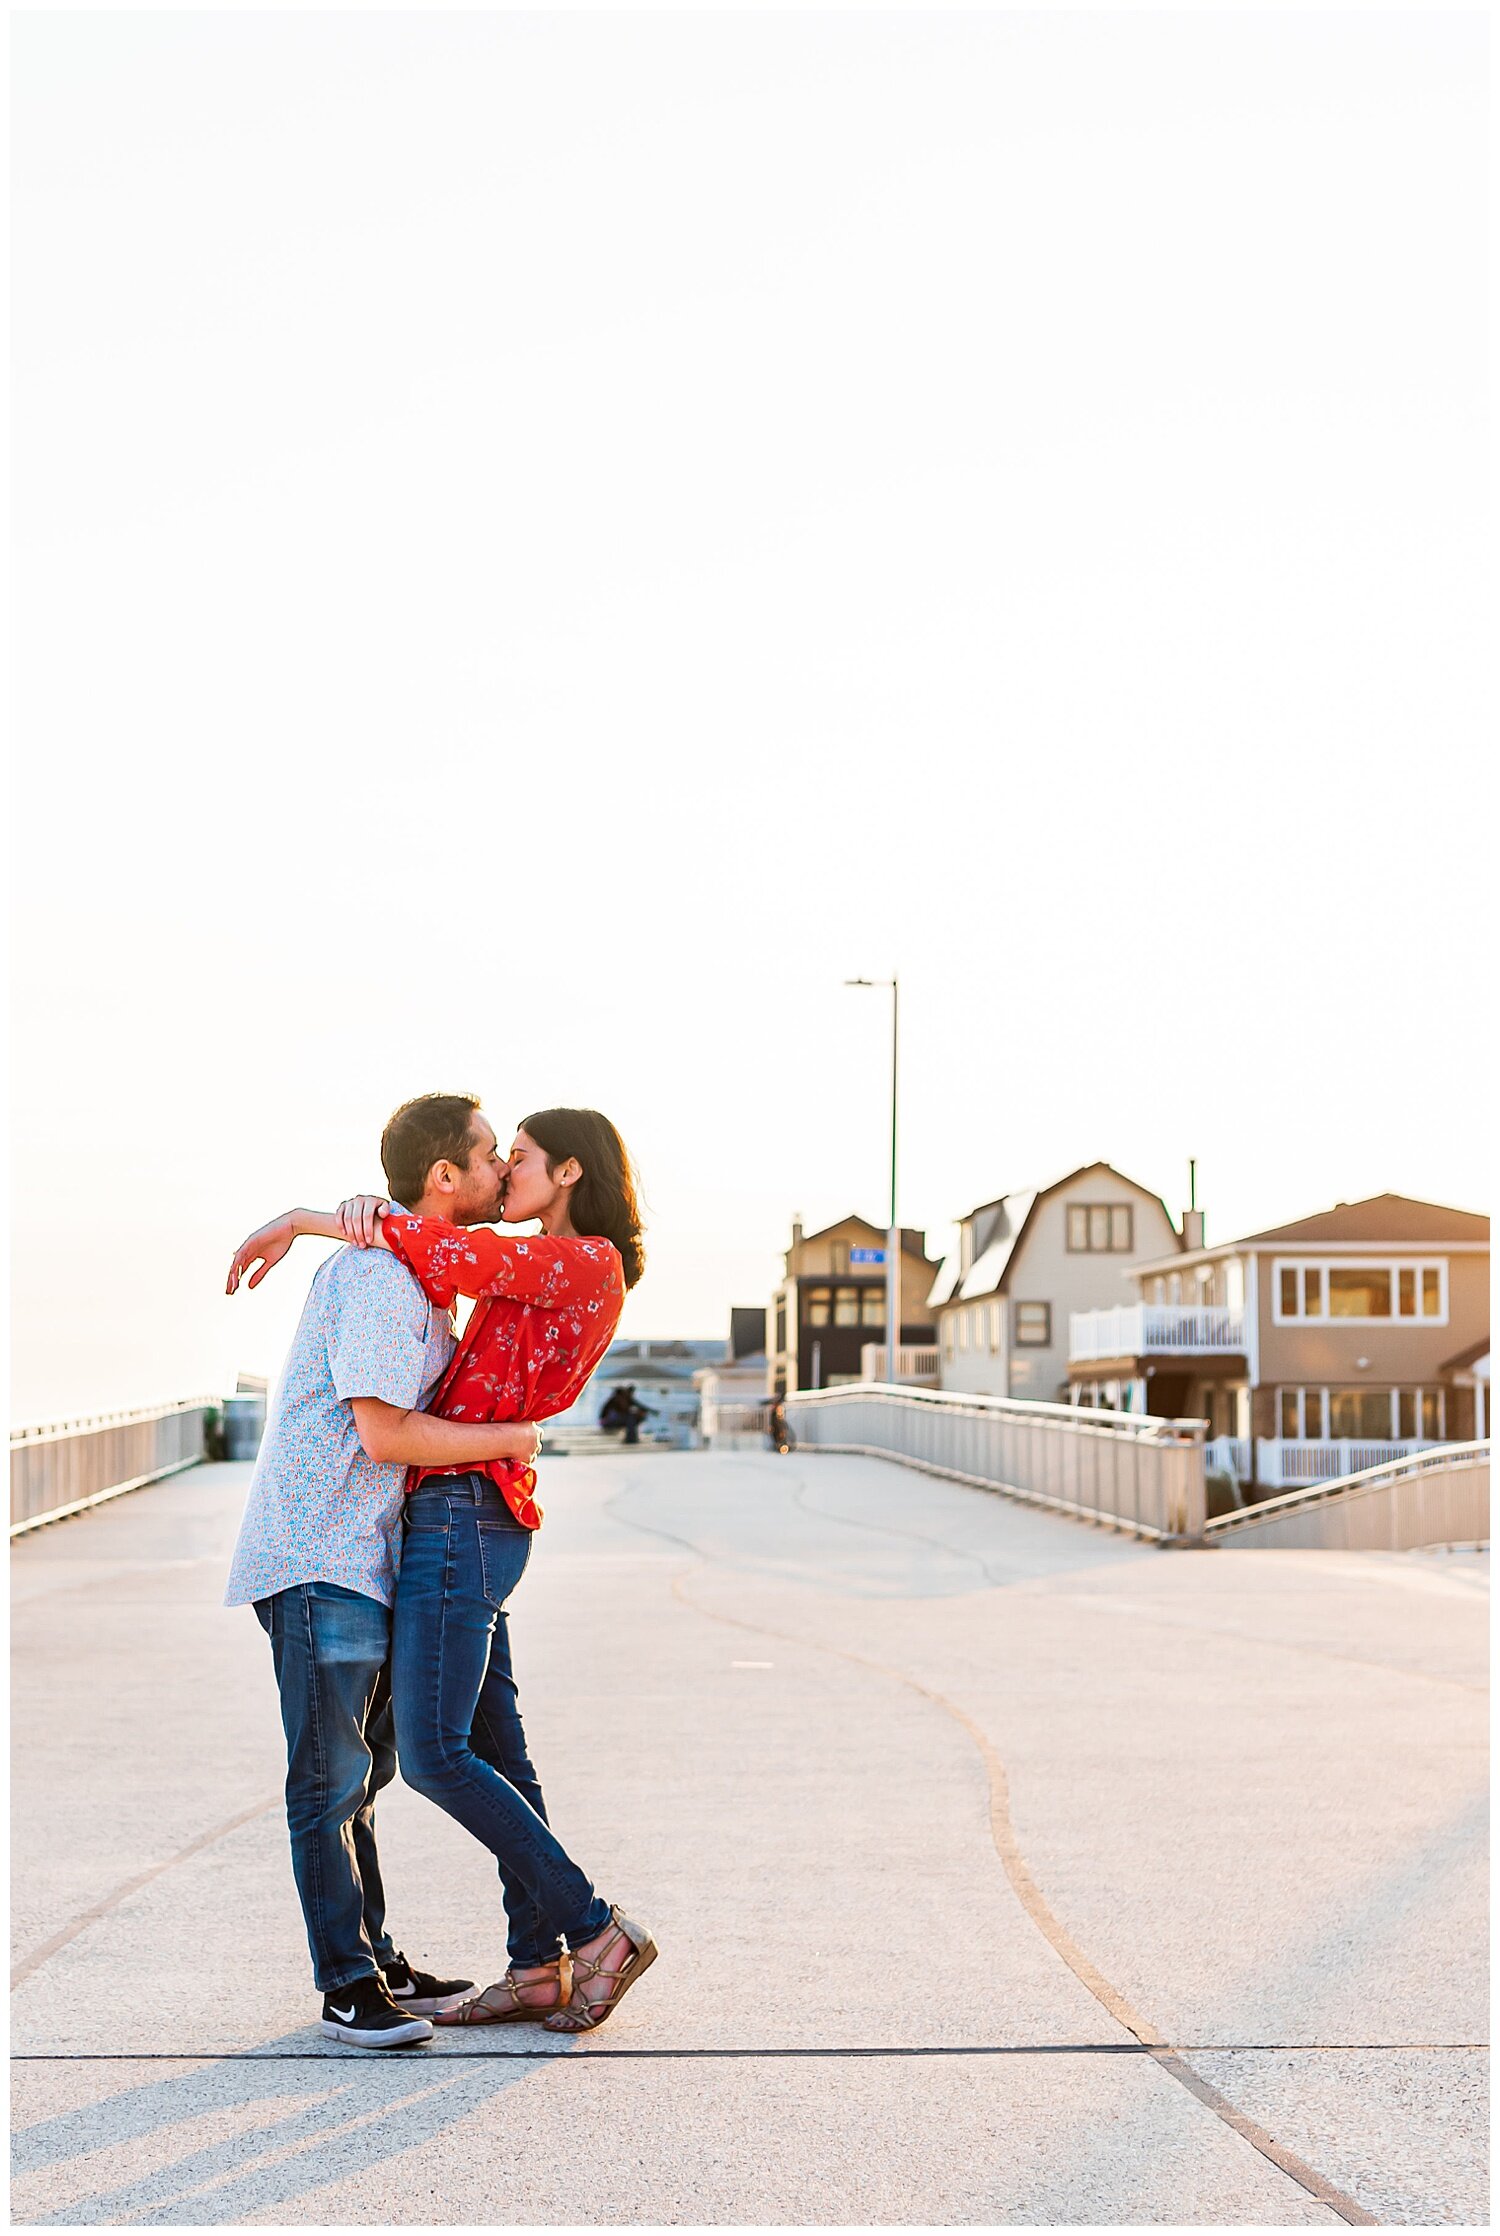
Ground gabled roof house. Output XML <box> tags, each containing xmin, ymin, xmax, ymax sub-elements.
<box><xmin>929</xmin><ymin>1162</ymin><xmax>1185</xmax><ymax>1402</ymax></box>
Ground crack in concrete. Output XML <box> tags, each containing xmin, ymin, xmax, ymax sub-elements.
<box><xmin>604</xmin><ymin>1471</ymin><xmax>1382</xmax><ymax>2227</ymax></box>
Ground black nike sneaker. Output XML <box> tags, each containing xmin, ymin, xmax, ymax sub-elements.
<box><xmin>321</xmin><ymin>1973</ymin><xmax>434</xmax><ymax>2048</ymax></box>
<box><xmin>382</xmin><ymin>1950</ymin><xmax>475</xmax><ymax>2017</ymax></box>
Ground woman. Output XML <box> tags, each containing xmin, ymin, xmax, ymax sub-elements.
<box><xmin>264</xmin><ymin>1109</ymin><xmax>655</xmax><ymax>2035</ymax></box>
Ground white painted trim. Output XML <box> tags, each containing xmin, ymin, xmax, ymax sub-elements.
<box><xmin>1269</xmin><ymin>1257</ymin><xmax>1450</xmax><ymax>1328</ymax></box>
<box><xmin>1272</xmin><ymin>1384</ymin><xmax>1447</xmax><ymax>1442</ymax></box>
<box><xmin>1132</xmin><ymin>1238</ymin><xmax>1488</xmax><ymax>1280</ymax></box>
<box><xmin>1245</xmin><ymin>1254</ymin><xmax>1260</xmax><ymax>1389</ymax></box>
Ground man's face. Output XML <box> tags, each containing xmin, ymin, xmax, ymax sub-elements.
<box><xmin>448</xmin><ymin>1113</ymin><xmax>508</xmax><ymax>1225</ymax></box>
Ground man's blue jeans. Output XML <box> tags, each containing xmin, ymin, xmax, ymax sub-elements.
<box><xmin>255</xmin><ymin>1581</ymin><xmax>398</xmax><ymax>1994</ymax></box>
<box><xmin>392</xmin><ymin>1475</ymin><xmax>611</xmax><ymax>1968</ymax></box>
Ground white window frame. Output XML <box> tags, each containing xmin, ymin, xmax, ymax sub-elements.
<box><xmin>1271</xmin><ymin>1258</ymin><xmax>1448</xmax><ymax>1326</ymax></box>
<box><xmin>1272</xmin><ymin>1386</ymin><xmax>1447</xmax><ymax>1441</ymax></box>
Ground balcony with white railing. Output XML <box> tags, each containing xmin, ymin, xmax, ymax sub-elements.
<box><xmin>1068</xmin><ymin>1303</ymin><xmax>1247</xmax><ymax>1363</ymax></box>
<box><xmin>1204</xmin><ymin>1435</ymin><xmax>1448</xmax><ymax>1489</ymax></box>
<box><xmin>860</xmin><ymin>1343</ymin><xmax>940</xmax><ymax>1387</ymax></box>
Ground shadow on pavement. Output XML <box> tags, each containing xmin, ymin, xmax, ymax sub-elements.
<box><xmin>13</xmin><ymin>2029</ymin><xmax>563</xmax><ymax>2226</ymax></box>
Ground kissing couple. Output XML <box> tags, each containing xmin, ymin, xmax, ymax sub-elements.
<box><xmin>224</xmin><ymin>1095</ymin><xmax>657</xmax><ymax>2048</ymax></box>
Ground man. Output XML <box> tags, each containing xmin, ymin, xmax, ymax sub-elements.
<box><xmin>225</xmin><ymin>1092</ymin><xmax>541</xmax><ymax>2048</ymax></box>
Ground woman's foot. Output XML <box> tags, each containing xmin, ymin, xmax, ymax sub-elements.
<box><xmin>542</xmin><ymin>1907</ymin><xmax>657</xmax><ymax>2033</ymax></box>
<box><xmin>433</xmin><ymin>1956</ymin><xmax>572</xmax><ymax>2026</ymax></box>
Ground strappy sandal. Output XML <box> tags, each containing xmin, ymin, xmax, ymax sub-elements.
<box><xmin>433</xmin><ymin>1955</ymin><xmax>573</xmax><ymax>2026</ymax></box>
<box><xmin>542</xmin><ymin>1906</ymin><xmax>657</xmax><ymax>2033</ymax></box>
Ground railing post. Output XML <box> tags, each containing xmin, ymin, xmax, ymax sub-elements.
<box><xmin>1178</xmin><ymin>1421</ymin><xmax>1207</xmax><ymax>1540</ymax></box>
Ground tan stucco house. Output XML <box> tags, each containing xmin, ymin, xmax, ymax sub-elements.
<box><xmin>1068</xmin><ymin>1191</ymin><xmax>1490</xmax><ymax>1487</ymax></box>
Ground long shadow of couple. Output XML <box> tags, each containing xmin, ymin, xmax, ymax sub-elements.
<box><xmin>13</xmin><ymin>2024</ymin><xmax>585</xmax><ymax>2226</ymax></box>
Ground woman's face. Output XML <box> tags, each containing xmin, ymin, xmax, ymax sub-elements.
<box><xmin>503</xmin><ymin>1128</ymin><xmax>571</xmax><ymax>1224</ymax></box>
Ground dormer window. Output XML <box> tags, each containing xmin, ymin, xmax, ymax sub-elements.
<box><xmin>1067</xmin><ymin>1204</ymin><xmax>1133</xmax><ymax>1252</ymax></box>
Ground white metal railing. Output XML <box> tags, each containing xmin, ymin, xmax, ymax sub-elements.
<box><xmin>859</xmin><ymin>1344</ymin><xmax>940</xmax><ymax>1385</ymax></box>
<box><xmin>705</xmin><ymin>1402</ymin><xmax>775</xmax><ymax>1447</ymax></box>
<box><xmin>1206</xmin><ymin>1436</ymin><xmax>1447</xmax><ymax>1488</ymax></box>
<box><xmin>1257</xmin><ymin>1437</ymin><xmax>1441</xmax><ymax>1488</ymax></box>
<box><xmin>1068</xmin><ymin>1304</ymin><xmax>1247</xmax><ymax>1362</ymax></box>
<box><xmin>1207</xmin><ymin>1441</ymin><xmax>1490</xmax><ymax>1550</ymax></box>
<box><xmin>782</xmin><ymin>1383</ymin><xmax>1207</xmax><ymax>1541</ymax></box>
<box><xmin>10</xmin><ymin>1397</ymin><xmax>214</xmax><ymax>1535</ymax></box>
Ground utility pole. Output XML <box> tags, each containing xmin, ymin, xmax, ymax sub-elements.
<box><xmin>846</xmin><ymin>976</ymin><xmax>900</xmax><ymax>1383</ymax></box>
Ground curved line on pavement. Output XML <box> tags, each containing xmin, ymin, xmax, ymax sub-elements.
<box><xmin>787</xmin><ymin>1471</ymin><xmax>1008</xmax><ymax>1586</ymax></box>
<box><xmin>603</xmin><ymin>1480</ymin><xmax>1376</xmax><ymax>2226</ymax></box>
<box><xmin>662</xmin><ymin>1456</ymin><xmax>1485</xmax><ymax>1692</ymax></box>
<box><xmin>10</xmin><ymin>1797</ymin><xmax>282</xmax><ymax>1990</ymax></box>
<box><xmin>667</xmin><ymin>1563</ymin><xmax>1378</xmax><ymax>2227</ymax></box>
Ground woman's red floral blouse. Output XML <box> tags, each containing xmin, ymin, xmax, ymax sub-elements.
<box><xmin>379</xmin><ymin>1216</ymin><xmax>625</xmax><ymax>1530</ymax></box>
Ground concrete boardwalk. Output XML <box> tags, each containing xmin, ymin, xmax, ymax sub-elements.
<box><xmin>11</xmin><ymin>1451</ymin><xmax>1488</xmax><ymax>2226</ymax></box>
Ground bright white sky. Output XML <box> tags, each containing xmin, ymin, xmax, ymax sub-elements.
<box><xmin>11</xmin><ymin>7</ymin><xmax>1490</xmax><ymax>1423</ymax></box>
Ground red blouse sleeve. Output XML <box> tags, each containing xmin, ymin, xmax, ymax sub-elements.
<box><xmin>380</xmin><ymin>1216</ymin><xmax>624</xmax><ymax>1311</ymax></box>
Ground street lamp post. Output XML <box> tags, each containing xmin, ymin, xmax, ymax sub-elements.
<box><xmin>845</xmin><ymin>976</ymin><xmax>900</xmax><ymax>1385</ymax></box>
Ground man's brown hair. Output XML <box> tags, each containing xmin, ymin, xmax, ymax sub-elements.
<box><xmin>380</xmin><ymin>1092</ymin><xmax>482</xmax><ymax>1207</ymax></box>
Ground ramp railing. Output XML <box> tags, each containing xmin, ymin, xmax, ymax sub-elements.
<box><xmin>1205</xmin><ymin>1441</ymin><xmax>1490</xmax><ymax>1550</ymax></box>
<box><xmin>783</xmin><ymin>1384</ymin><xmax>1207</xmax><ymax>1541</ymax></box>
<box><xmin>10</xmin><ymin>1399</ymin><xmax>214</xmax><ymax>1536</ymax></box>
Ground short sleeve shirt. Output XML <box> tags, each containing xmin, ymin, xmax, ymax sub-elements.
<box><xmin>224</xmin><ymin>1238</ymin><xmax>454</xmax><ymax>1609</ymax></box>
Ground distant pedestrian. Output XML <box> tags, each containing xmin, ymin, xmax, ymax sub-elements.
<box><xmin>599</xmin><ymin>1385</ymin><xmax>652</xmax><ymax>1445</ymax></box>
<box><xmin>766</xmin><ymin>1398</ymin><xmax>794</xmax><ymax>1455</ymax></box>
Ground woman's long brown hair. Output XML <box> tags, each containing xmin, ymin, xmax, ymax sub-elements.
<box><xmin>520</xmin><ymin>1108</ymin><xmax>645</xmax><ymax>1289</ymax></box>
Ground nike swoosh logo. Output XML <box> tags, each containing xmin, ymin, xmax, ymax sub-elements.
<box><xmin>330</xmin><ymin>2005</ymin><xmax>356</xmax><ymax>2023</ymax></box>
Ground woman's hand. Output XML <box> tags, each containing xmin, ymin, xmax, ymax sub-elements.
<box><xmin>227</xmin><ymin>1214</ymin><xmax>296</xmax><ymax>1295</ymax></box>
<box><xmin>337</xmin><ymin>1195</ymin><xmax>391</xmax><ymax>1248</ymax></box>
<box><xmin>498</xmin><ymin>1421</ymin><xmax>543</xmax><ymax>1467</ymax></box>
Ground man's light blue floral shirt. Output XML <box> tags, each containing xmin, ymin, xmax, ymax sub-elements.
<box><xmin>224</xmin><ymin>1237</ymin><xmax>454</xmax><ymax>1610</ymax></box>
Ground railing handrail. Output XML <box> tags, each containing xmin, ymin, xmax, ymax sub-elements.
<box><xmin>9</xmin><ymin>1395</ymin><xmax>220</xmax><ymax>1448</ymax></box>
<box><xmin>784</xmin><ymin>1382</ymin><xmax>1207</xmax><ymax>1539</ymax></box>
<box><xmin>1206</xmin><ymin>1439</ymin><xmax>1491</xmax><ymax>1537</ymax></box>
<box><xmin>790</xmin><ymin>1382</ymin><xmax>1206</xmax><ymax>1442</ymax></box>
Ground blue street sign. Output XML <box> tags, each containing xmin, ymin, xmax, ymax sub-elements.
<box><xmin>849</xmin><ymin>1248</ymin><xmax>886</xmax><ymax>1264</ymax></box>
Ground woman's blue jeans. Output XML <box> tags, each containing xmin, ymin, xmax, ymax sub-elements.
<box><xmin>392</xmin><ymin>1474</ymin><xmax>611</xmax><ymax>1968</ymax></box>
